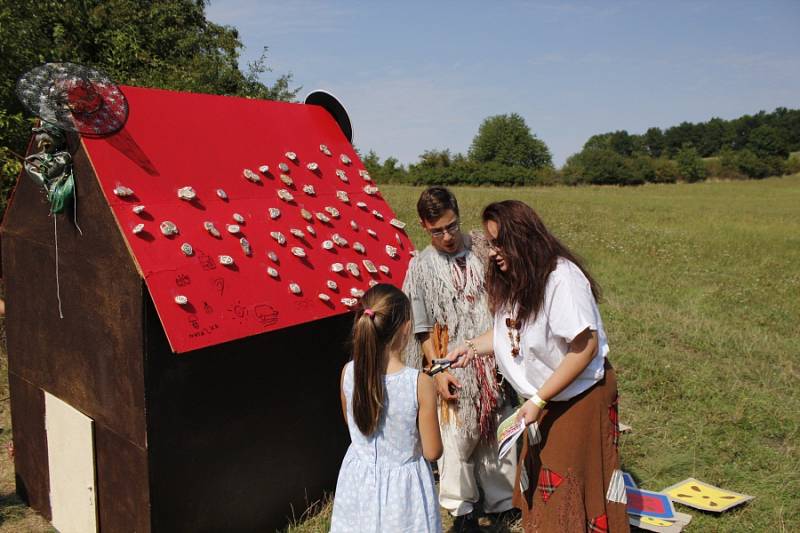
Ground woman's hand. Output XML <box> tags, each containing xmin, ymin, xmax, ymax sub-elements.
<box><xmin>447</xmin><ymin>330</ymin><xmax>493</xmax><ymax>368</ymax></box>
<box><xmin>516</xmin><ymin>399</ymin><xmax>541</xmax><ymax>426</ymax></box>
<box><xmin>446</xmin><ymin>344</ymin><xmax>472</xmax><ymax>368</ymax></box>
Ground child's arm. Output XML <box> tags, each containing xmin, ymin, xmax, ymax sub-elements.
<box><xmin>417</xmin><ymin>373</ymin><xmax>443</xmax><ymax>461</ymax></box>
<box><xmin>421</xmin><ymin>332</ymin><xmax>461</xmax><ymax>400</ymax></box>
<box><xmin>340</xmin><ymin>364</ymin><xmax>348</xmax><ymax>425</ymax></box>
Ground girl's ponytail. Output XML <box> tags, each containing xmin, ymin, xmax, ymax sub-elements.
<box><xmin>350</xmin><ymin>284</ymin><xmax>411</xmax><ymax>436</ymax></box>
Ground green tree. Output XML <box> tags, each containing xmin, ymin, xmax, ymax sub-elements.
<box><xmin>643</xmin><ymin>127</ymin><xmax>665</xmax><ymax>157</ymax></box>
<box><xmin>698</xmin><ymin>117</ymin><xmax>728</xmax><ymax>157</ymax></box>
<box><xmin>583</xmin><ymin>132</ymin><xmax>614</xmax><ymax>152</ymax></box>
<box><xmin>380</xmin><ymin>157</ymin><xmax>409</xmax><ymax>183</ymax></box>
<box><xmin>676</xmin><ymin>146</ymin><xmax>707</xmax><ymax>182</ymax></box>
<box><xmin>1</xmin><ymin>0</ymin><xmax>299</xmax><ymax>217</ymax></box>
<box><xmin>609</xmin><ymin>130</ymin><xmax>635</xmax><ymax>156</ymax></box>
<box><xmin>650</xmin><ymin>157</ymin><xmax>679</xmax><ymax>183</ymax></box>
<box><xmin>416</xmin><ymin>149</ymin><xmax>454</xmax><ymax>168</ymax></box>
<box><xmin>785</xmin><ymin>153</ymin><xmax>800</xmax><ymax>175</ymax></box>
<box><xmin>564</xmin><ymin>148</ymin><xmax>633</xmax><ymax>185</ymax></box>
<box><xmin>664</xmin><ymin>121</ymin><xmax>697</xmax><ymax>156</ymax></box>
<box><xmin>731</xmin><ymin>113</ymin><xmax>762</xmax><ymax>151</ymax></box>
<box><xmin>361</xmin><ymin>150</ymin><xmax>382</xmax><ymax>177</ymax></box>
<box><xmin>625</xmin><ymin>155</ymin><xmax>655</xmax><ymax>184</ymax></box>
<box><xmin>359</xmin><ymin>150</ymin><xmax>410</xmax><ymax>184</ymax></box>
<box><xmin>468</xmin><ymin>113</ymin><xmax>552</xmax><ymax>169</ymax></box>
<box><xmin>733</xmin><ymin>149</ymin><xmax>769</xmax><ymax>178</ymax></box>
<box><xmin>769</xmin><ymin>107</ymin><xmax>800</xmax><ymax>152</ymax></box>
<box><xmin>747</xmin><ymin>125</ymin><xmax>789</xmax><ymax>158</ymax></box>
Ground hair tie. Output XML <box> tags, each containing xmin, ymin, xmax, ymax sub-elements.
<box><xmin>363</xmin><ymin>308</ymin><xmax>375</xmax><ymax>319</ymax></box>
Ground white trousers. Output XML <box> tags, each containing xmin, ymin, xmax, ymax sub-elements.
<box><xmin>436</xmin><ymin>407</ymin><xmax>517</xmax><ymax>517</ymax></box>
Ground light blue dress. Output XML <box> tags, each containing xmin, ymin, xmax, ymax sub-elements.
<box><xmin>330</xmin><ymin>362</ymin><xmax>442</xmax><ymax>533</ymax></box>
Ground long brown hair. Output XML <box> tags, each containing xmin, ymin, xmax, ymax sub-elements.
<box><xmin>482</xmin><ymin>200</ymin><xmax>601</xmax><ymax>325</ymax></box>
<box><xmin>351</xmin><ymin>283</ymin><xmax>411</xmax><ymax>436</ymax></box>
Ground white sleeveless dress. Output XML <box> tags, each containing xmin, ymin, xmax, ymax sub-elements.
<box><xmin>330</xmin><ymin>362</ymin><xmax>441</xmax><ymax>533</ymax></box>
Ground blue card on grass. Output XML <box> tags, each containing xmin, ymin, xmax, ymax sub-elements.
<box><xmin>626</xmin><ymin>487</ymin><xmax>676</xmax><ymax>520</ymax></box>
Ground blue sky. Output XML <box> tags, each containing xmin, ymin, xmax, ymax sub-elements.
<box><xmin>206</xmin><ymin>0</ymin><xmax>800</xmax><ymax>167</ymax></box>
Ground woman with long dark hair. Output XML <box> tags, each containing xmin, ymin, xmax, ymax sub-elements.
<box><xmin>449</xmin><ymin>201</ymin><xmax>629</xmax><ymax>532</ymax></box>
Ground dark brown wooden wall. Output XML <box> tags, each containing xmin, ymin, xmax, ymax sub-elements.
<box><xmin>3</xmin><ymin>137</ymin><xmax>353</xmax><ymax>532</ymax></box>
<box><xmin>7</xmin><ymin>374</ymin><xmax>50</xmax><ymax>520</ymax></box>
<box><xmin>2</xmin><ymin>140</ymin><xmax>151</xmax><ymax>531</ymax></box>
<box><xmin>144</xmin><ymin>298</ymin><xmax>352</xmax><ymax>533</ymax></box>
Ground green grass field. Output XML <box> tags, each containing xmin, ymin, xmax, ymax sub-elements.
<box><xmin>2</xmin><ymin>176</ymin><xmax>799</xmax><ymax>532</ymax></box>
<box><xmin>383</xmin><ymin>177</ymin><xmax>799</xmax><ymax>533</ymax></box>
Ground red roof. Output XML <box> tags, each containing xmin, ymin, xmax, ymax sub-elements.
<box><xmin>82</xmin><ymin>86</ymin><xmax>413</xmax><ymax>353</ymax></box>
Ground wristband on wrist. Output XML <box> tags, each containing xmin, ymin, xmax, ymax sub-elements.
<box><xmin>464</xmin><ymin>339</ymin><xmax>479</xmax><ymax>359</ymax></box>
<box><xmin>531</xmin><ymin>393</ymin><xmax>547</xmax><ymax>409</ymax></box>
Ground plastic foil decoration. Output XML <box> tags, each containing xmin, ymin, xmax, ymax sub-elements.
<box><xmin>16</xmin><ymin>62</ymin><xmax>128</xmax><ymax>136</ymax></box>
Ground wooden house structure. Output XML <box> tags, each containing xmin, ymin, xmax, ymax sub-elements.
<box><xmin>1</xmin><ymin>86</ymin><xmax>413</xmax><ymax>532</ymax></box>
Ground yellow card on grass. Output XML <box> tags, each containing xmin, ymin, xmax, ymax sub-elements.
<box><xmin>629</xmin><ymin>512</ymin><xmax>692</xmax><ymax>533</ymax></box>
<box><xmin>662</xmin><ymin>477</ymin><xmax>753</xmax><ymax>512</ymax></box>
<box><xmin>641</xmin><ymin>517</ymin><xmax>674</xmax><ymax>527</ymax></box>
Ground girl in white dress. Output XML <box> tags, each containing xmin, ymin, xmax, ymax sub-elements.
<box><xmin>330</xmin><ymin>284</ymin><xmax>443</xmax><ymax>533</ymax></box>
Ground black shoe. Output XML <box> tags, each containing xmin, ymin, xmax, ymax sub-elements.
<box><xmin>450</xmin><ymin>511</ymin><xmax>481</xmax><ymax>533</ymax></box>
<box><xmin>489</xmin><ymin>508</ymin><xmax>521</xmax><ymax>529</ymax></box>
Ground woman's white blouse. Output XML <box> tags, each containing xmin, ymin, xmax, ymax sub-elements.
<box><xmin>493</xmin><ymin>258</ymin><xmax>609</xmax><ymax>402</ymax></box>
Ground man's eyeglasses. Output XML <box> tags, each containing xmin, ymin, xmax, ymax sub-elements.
<box><xmin>427</xmin><ymin>219</ymin><xmax>461</xmax><ymax>239</ymax></box>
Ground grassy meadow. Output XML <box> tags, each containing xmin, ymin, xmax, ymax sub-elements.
<box><xmin>2</xmin><ymin>176</ymin><xmax>799</xmax><ymax>532</ymax></box>
<box><xmin>386</xmin><ymin>177</ymin><xmax>799</xmax><ymax>533</ymax></box>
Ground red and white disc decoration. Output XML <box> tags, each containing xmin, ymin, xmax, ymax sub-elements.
<box><xmin>16</xmin><ymin>63</ymin><xmax>128</xmax><ymax>136</ymax></box>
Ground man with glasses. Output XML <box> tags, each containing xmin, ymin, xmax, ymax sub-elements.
<box><xmin>403</xmin><ymin>186</ymin><xmax>516</xmax><ymax>532</ymax></box>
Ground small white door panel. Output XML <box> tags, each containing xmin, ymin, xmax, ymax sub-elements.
<box><xmin>45</xmin><ymin>391</ymin><xmax>98</xmax><ymax>533</ymax></box>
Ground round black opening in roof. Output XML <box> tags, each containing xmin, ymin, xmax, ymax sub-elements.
<box><xmin>304</xmin><ymin>90</ymin><xmax>353</xmax><ymax>144</ymax></box>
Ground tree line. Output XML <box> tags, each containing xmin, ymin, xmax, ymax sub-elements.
<box><xmin>364</xmin><ymin>107</ymin><xmax>800</xmax><ymax>186</ymax></box>
<box><xmin>561</xmin><ymin>107</ymin><xmax>800</xmax><ymax>184</ymax></box>
<box><xmin>361</xmin><ymin>113</ymin><xmax>557</xmax><ymax>187</ymax></box>
<box><xmin>2</xmin><ymin>0</ymin><xmax>798</xmax><ymax>210</ymax></box>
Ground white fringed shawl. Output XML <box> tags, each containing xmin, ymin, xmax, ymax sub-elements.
<box><xmin>402</xmin><ymin>232</ymin><xmax>502</xmax><ymax>438</ymax></box>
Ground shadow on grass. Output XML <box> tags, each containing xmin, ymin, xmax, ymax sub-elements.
<box><xmin>0</xmin><ymin>491</ymin><xmax>30</xmax><ymax>526</ymax></box>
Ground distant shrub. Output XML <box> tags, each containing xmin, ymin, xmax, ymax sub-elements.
<box><xmin>786</xmin><ymin>153</ymin><xmax>800</xmax><ymax>175</ymax></box>
<box><xmin>748</xmin><ymin>124</ymin><xmax>790</xmax><ymax>158</ymax></box>
<box><xmin>407</xmin><ymin>161</ymin><xmax>547</xmax><ymax>187</ymax></box>
<box><xmin>567</xmin><ymin>148</ymin><xmax>635</xmax><ymax>185</ymax></box>
<box><xmin>732</xmin><ymin>149</ymin><xmax>781</xmax><ymax>179</ymax></box>
<box><xmin>559</xmin><ymin>153</ymin><xmax>588</xmax><ymax>185</ymax></box>
<box><xmin>625</xmin><ymin>155</ymin><xmax>655</xmax><ymax>185</ymax></box>
<box><xmin>703</xmin><ymin>157</ymin><xmax>722</xmax><ymax>178</ymax></box>
<box><xmin>536</xmin><ymin>166</ymin><xmax>561</xmax><ymax>186</ymax></box>
<box><xmin>676</xmin><ymin>146</ymin><xmax>707</xmax><ymax>182</ymax></box>
<box><xmin>767</xmin><ymin>156</ymin><xmax>788</xmax><ymax>176</ymax></box>
<box><xmin>717</xmin><ymin>148</ymin><xmax>742</xmax><ymax>179</ymax></box>
<box><xmin>649</xmin><ymin>157</ymin><xmax>679</xmax><ymax>183</ymax></box>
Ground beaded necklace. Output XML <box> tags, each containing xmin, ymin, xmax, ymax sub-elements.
<box><xmin>505</xmin><ymin>317</ymin><xmax>521</xmax><ymax>357</ymax></box>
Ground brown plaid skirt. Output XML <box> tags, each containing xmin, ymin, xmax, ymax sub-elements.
<box><xmin>513</xmin><ymin>361</ymin><xmax>629</xmax><ymax>532</ymax></box>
